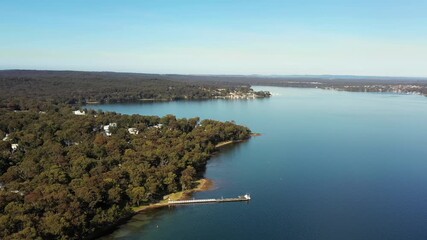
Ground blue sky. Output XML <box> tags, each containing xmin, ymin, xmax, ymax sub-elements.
<box><xmin>1</xmin><ymin>0</ymin><xmax>426</xmax><ymax>76</ymax></box>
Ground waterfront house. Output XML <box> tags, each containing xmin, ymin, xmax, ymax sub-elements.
<box><xmin>73</xmin><ymin>110</ymin><xmax>86</xmax><ymax>115</ymax></box>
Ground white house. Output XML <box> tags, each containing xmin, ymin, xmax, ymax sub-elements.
<box><xmin>103</xmin><ymin>125</ymin><xmax>112</xmax><ymax>136</ymax></box>
<box><xmin>11</xmin><ymin>144</ymin><xmax>19</xmax><ymax>151</ymax></box>
<box><xmin>128</xmin><ymin>128</ymin><xmax>139</xmax><ymax>135</ymax></box>
<box><xmin>73</xmin><ymin>110</ymin><xmax>86</xmax><ymax>115</ymax></box>
<box><xmin>103</xmin><ymin>123</ymin><xmax>117</xmax><ymax>136</ymax></box>
<box><xmin>2</xmin><ymin>134</ymin><xmax>9</xmax><ymax>141</ymax></box>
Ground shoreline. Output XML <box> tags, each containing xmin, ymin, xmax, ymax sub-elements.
<box><xmin>215</xmin><ymin>140</ymin><xmax>237</xmax><ymax>148</ymax></box>
<box><xmin>214</xmin><ymin>133</ymin><xmax>262</xmax><ymax>148</ymax></box>
<box><xmin>90</xmin><ymin>179</ymin><xmax>214</xmax><ymax>239</ymax></box>
<box><xmin>132</xmin><ymin>178</ymin><xmax>215</xmax><ymax>213</ymax></box>
<box><xmin>96</xmin><ymin>136</ymin><xmax>258</xmax><ymax>239</ymax></box>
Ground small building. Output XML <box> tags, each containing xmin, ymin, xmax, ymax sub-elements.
<box><xmin>103</xmin><ymin>123</ymin><xmax>117</xmax><ymax>136</ymax></box>
<box><xmin>103</xmin><ymin>125</ymin><xmax>112</xmax><ymax>136</ymax></box>
<box><xmin>128</xmin><ymin>128</ymin><xmax>139</xmax><ymax>135</ymax></box>
<box><xmin>153</xmin><ymin>123</ymin><xmax>163</xmax><ymax>129</ymax></box>
<box><xmin>2</xmin><ymin>134</ymin><xmax>9</xmax><ymax>141</ymax></box>
<box><xmin>11</xmin><ymin>144</ymin><xmax>19</xmax><ymax>151</ymax></box>
<box><xmin>73</xmin><ymin>110</ymin><xmax>86</xmax><ymax>115</ymax></box>
<box><xmin>10</xmin><ymin>190</ymin><xmax>24</xmax><ymax>196</ymax></box>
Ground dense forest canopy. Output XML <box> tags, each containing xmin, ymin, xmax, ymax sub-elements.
<box><xmin>0</xmin><ymin>107</ymin><xmax>251</xmax><ymax>239</ymax></box>
<box><xmin>0</xmin><ymin>70</ymin><xmax>269</xmax><ymax>109</ymax></box>
<box><xmin>0</xmin><ymin>70</ymin><xmax>260</xmax><ymax>239</ymax></box>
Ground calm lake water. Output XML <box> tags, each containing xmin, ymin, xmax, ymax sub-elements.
<box><xmin>90</xmin><ymin>87</ymin><xmax>427</xmax><ymax>240</ymax></box>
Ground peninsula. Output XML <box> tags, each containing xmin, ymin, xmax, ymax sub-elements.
<box><xmin>0</xmin><ymin>70</ymin><xmax>261</xmax><ymax>240</ymax></box>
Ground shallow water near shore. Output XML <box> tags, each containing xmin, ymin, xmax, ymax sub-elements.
<box><xmin>91</xmin><ymin>87</ymin><xmax>427</xmax><ymax>240</ymax></box>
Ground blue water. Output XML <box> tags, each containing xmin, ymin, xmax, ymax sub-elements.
<box><xmin>92</xmin><ymin>87</ymin><xmax>427</xmax><ymax>240</ymax></box>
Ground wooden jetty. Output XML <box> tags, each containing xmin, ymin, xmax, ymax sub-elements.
<box><xmin>168</xmin><ymin>194</ymin><xmax>251</xmax><ymax>205</ymax></box>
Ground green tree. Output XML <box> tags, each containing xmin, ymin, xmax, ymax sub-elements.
<box><xmin>180</xmin><ymin>166</ymin><xmax>196</xmax><ymax>190</ymax></box>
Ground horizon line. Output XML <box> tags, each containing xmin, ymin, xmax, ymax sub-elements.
<box><xmin>2</xmin><ymin>68</ymin><xmax>427</xmax><ymax>80</ymax></box>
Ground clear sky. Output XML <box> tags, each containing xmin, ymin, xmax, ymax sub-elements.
<box><xmin>1</xmin><ymin>0</ymin><xmax>426</xmax><ymax>76</ymax></box>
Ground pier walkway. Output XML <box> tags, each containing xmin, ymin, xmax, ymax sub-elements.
<box><xmin>168</xmin><ymin>194</ymin><xmax>251</xmax><ymax>205</ymax></box>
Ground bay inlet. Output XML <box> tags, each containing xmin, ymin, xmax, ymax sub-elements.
<box><xmin>91</xmin><ymin>87</ymin><xmax>427</xmax><ymax>240</ymax></box>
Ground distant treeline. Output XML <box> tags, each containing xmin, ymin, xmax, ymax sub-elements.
<box><xmin>0</xmin><ymin>107</ymin><xmax>251</xmax><ymax>239</ymax></box>
<box><xmin>165</xmin><ymin>74</ymin><xmax>427</xmax><ymax>96</ymax></box>
<box><xmin>0</xmin><ymin>70</ymin><xmax>263</xmax><ymax>109</ymax></box>
<box><xmin>2</xmin><ymin>71</ymin><xmax>425</xmax><ymax>104</ymax></box>
<box><xmin>241</xmin><ymin>77</ymin><xmax>427</xmax><ymax>95</ymax></box>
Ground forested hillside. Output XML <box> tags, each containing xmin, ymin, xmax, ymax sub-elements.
<box><xmin>0</xmin><ymin>107</ymin><xmax>251</xmax><ymax>239</ymax></box>
<box><xmin>0</xmin><ymin>70</ymin><xmax>268</xmax><ymax>109</ymax></box>
<box><xmin>0</xmin><ymin>70</ymin><xmax>259</xmax><ymax>239</ymax></box>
